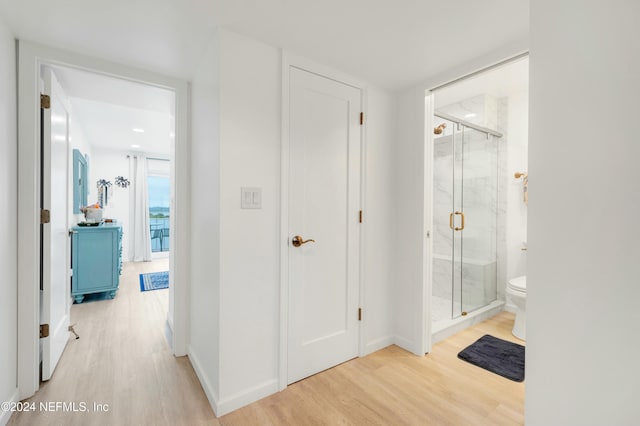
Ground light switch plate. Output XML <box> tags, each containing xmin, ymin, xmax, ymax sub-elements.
<box><xmin>241</xmin><ymin>187</ymin><xmax>262</xmax><ymax>209</ymax></box>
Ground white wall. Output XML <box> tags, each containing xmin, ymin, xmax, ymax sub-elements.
<box><xmin>188</xmin><ymin>29</ymin><xmax>398</xmax><ymax>416</ymax></box>
<box><xmin>503</xmin><ymin>90</ymin><xmax>528</xmax><ymax>290</ymax></box>
<box><xmin>0</xmin><ymin>16</ymin><xmax>17</xmax><ymax>426</ymax></box>
<box><xmin>217</xmin><ymin>30</ymin><xmax>281</xmax><ymax>411</ymax></box>
<box><xmin>392</xmin><ymin>87</ymin><xmax>427</xmax><ymax>355</ymax></box>
<box><xmin>362</xmin><ymin>88</ymin><xmax>396</xmax><ymax>353</ymax></box>
<box><xmin>67</xmin><ymin>119</ymin><xmax>93</xmax><ymax>227</ymax></box>
<box><xmin>89</xmin><ymin>147</ymin><xmax>131</xmax><ymax>259</ymax></box>
<box><xmin>527</xmin><ymin>1</ymin><xmax>640</xmax><ymax>424</ymax></box>
<box><xmin>188</xmin><ymin>31</ymin><xmax>221</xmax><ymax>412</ymax></box>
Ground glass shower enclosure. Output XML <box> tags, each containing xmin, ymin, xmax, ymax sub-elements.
<box><xmin>432</xmin><ymin>113</ymin><xmax>501</xmax><ymax>327</ymax></box>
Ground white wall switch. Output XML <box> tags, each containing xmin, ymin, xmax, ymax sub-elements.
<box><xmin>241</xmin><ymin>187</ymin><xmax>262</xmax><ymax>209</ymax></box>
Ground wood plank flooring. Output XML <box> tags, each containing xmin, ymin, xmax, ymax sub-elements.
<box><xmin>9</xmin><ymin>260</ymin><xmax>218</xmax><ymax>426</ymax></box>
<box><xmin>9</xmin><ymin>262</ymin><xmax>524</xmax><ymax>425</ymax></box>
<box><xmin>220</xmin><ymin>312</ymin><xmax>524</xmax><ymax>426</ymax></box>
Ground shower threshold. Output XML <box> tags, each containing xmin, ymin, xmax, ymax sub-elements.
<box><xmin>431</xmin><ymin>299</ymin><xmax>504</xmax><ymax>345</ymax></box>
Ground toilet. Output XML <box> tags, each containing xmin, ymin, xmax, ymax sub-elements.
<box><xmin>507</xmin><ymin>276</ymin><xmax>527</xmax><ymax>340</ymax></box>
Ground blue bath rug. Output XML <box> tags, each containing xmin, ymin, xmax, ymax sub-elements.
<box><xmin>457</xmin><ymin>334</ymin><xmax>525</xmax><ymax>382</ymax></box>
<box><xmin>139</xmin><ymin>271</ymin><xmax>169</xmax><ymax>292</ymax></box>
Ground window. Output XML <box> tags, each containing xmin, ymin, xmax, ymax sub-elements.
<box><xmin>148</xmin><ymin>175</ymin><xmax>170</xmax><ymax>252</ymax></box>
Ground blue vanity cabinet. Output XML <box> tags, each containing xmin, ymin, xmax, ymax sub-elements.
<box><xmin>71</xmin><ymin>224</ymin><xmax>123</xmax><ymax>303</ymax></box>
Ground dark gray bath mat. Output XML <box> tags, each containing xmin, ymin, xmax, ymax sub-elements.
<box><xmin>457</xmin><ymin>334</ymin><xmax>525</xmax><ymax>382</ymax></box>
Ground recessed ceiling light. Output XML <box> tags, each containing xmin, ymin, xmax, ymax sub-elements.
<box><xmin>464</xmin><ymin>113</ymin><xmax>476</xmax><ymax>118</ymax></box>
<box><xmin>132</xmin><ymin>128</ymin><xmax>145</xmax><ymax>133</ymax></box>
<box><xmin>131</xmin><ymin>144</ymin><xmax>141</xmax><ymax>149</ymax></box>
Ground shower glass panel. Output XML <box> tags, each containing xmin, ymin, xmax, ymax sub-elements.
<box><xmin>432</xmin><ymin>118</ymin><xmax>456</xmax><ymax>323</ymax></box>
<box><xmin>457</xmin><ymin>126</ymin><xmax>498</xmax><ymax>317</ymax></box>
<box><xmin>432</xmin><ymin>119</ymin><xmax>499</xmax><ymax>323</ymax></box>
<box><xmin>451</xmin><ymin>123</ymin><xmax>464</xmax><ymax>318</ymax></box>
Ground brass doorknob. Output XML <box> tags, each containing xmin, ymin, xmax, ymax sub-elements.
<box><xmin>292</xmin><ymin>235</ymin><xmax>315</xmax><ymax>247</ymax></box>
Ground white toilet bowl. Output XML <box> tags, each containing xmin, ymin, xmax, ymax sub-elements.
<box><xmin>507</xmin><ymin>276</ymin><xmax>526</xmax><ymax>340</ymax></box>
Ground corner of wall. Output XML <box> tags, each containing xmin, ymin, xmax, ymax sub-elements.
<box><xmin>187</xmin><ymin>345</ymin><xmax>219</xmax><ymax>416</ymax></box>
<box><xmin>363</xmin><ymin>336</ymin><xmax>396</xmax><ymax>356</ymax></box>
<box><xmin>188</xmin><ymin>27</ymin><xmax>222</xmax><ymax>415</ymax></box>
<box><xmin>215</xmin><ymin>379</ymin><xmax>279</xmax><ymax>417</ymax></box>
<box><xmin>0</xmin><ymin>14</ymin><xmax>18</xmax><ymax>422</ymax></box>
<box><xmin>0</xmin><ymin>388</ymin><xmax>19</xmax><ymax>426</ymax></box>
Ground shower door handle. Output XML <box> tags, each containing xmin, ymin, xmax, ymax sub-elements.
<box><xmin>449</xmin><ymin>213</ymin><xmax>454</xmax><ymax>230</ymax></box>
<box><xmin>454</xmin><ymin>211</ymin><xmax>465</xmax><ymax>231</ymax></box>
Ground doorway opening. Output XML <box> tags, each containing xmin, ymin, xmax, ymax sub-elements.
<box><xmin>426</xmin><ymin>55</ymin><xmax>529</xmax><ymax>344</ymax></box>
<box><xmin>17</xmin><ymin>41</ymin><xmax>189</xmax><ymax>400</ymax></box>
<box><xmin>41</xmin><ymin>63</ymin><xmax>177</xmax><ymax>380</ymax></box>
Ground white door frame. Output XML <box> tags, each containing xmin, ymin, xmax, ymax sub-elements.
<box><xmin>17</xmin><ymin>40</ymin><xmax>190</xmax><ymax>399</ymax></box>
<box><xmin>420</xmin><ymin>49</ymin><xmax>530</xmax><ymax>355</ymax></box>
<box><xmin>278</xmin><ymin>52</ymin><xmax>368</xmax><ymax>390</ymax></box>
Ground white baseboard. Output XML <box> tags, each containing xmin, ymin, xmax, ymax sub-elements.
<box><xmin>394</xmin><ymin>335</ymin><xmax>422</xmax><ymax>356</ymax></box>
<box><xmin>165</xmin><ymin>316</ymin><xmax>174</xmax><ymax>350</ymax></box>
<box><xmin>0</xmin><ymin>388</ymin><xmax>19</xmax><ymax>426</ymax></box>
<box><xmin>187</xmin><ymin>346</ymin><xmax>219</xmax><ymax>416</ymax></box>
<box><xmin>503</xmin><ymin>303</ymin><xmax>517</xmax><ymax>313</ymax></box>
<box><xmin>216</xmin><ymin>379</ymin><xmax>279</xmax><ymax>416</ymax></box>
<box><xmin>363</xmin><ymin>335</ymin><xmax>395</xmax><ymax>356</ymax></box>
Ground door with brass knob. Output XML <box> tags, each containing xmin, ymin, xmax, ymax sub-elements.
<box><xmin>291</xmin><ymin>235</ymin><xmax>315</xmax><ymax>247</ymax></box>
<box><xmin>287</xmin><ymin>67</ymin><xmax>361</xmax><ymax>385</ymax></box>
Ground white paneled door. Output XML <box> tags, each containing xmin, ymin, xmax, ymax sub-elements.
<box><xmin>41</xmin><ymin>68</ymin><xmax>71</xmax><ymax>381</ymax></box>
<box><xmin>287</xmin><ymin>67</ymin><xmax>361</xmax><ymax>384</ymax></box>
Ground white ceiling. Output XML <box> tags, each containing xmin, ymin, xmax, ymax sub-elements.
<box><xmin>434</xmin><ymin>56</ymin><xmax>529</xmax><ymax>108</ymax></box>
<box><xmin>52</xmin><ymin>66</ymin><xmax>174</xmax><ymax>155</ymax></box>
<box><xmin>0</xmin><ymin>0</ymin><xmax>529</xmax><ymax>90</ymax></box>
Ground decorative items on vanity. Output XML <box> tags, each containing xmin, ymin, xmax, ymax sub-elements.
<box><xmin>71</xmin><ymin>223</ymin><xmax>122</xmax><ymax>303</ymax></box>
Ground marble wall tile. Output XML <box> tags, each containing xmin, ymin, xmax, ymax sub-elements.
<box><xmin>432</xmin><ymin>84</ymin><xmax>528</xmax><ymax>322</ymax></box>
<box><xmin>432</xmin><ymin>93</ymin><xmax>502</xmax><ymax>316</ymax></box>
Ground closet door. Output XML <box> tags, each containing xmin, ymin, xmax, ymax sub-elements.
<box><xmin>287</xmin><ymin>67</ymin><xmax>361</xmax><ymax>384</ymax></box>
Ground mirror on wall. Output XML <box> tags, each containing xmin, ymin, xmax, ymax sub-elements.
<box><xmin>72</xmin><ymin>149</ymin><xmax>88</xmax><ymax>213</ymax></box>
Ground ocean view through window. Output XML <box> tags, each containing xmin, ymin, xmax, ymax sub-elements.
<box><xmin>148</xmin><ymin>175</ymin><xmax>170</xmax><ymax>252</ymax></box>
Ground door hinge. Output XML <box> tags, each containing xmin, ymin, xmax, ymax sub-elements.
<box><xmin>359</xmin><ymin>112</ymin><xmax>364</xmax><ymax>125</ymax></box>
<box><xmin>359</xmin><ymin>210</ymin><xmax>363</xmax><ymax>223</ymax></box>
<box><xmin>40</xmin><ymin>324</ymin><xmax>50</xmax><ymax>338</ymax></box>
<box><xmin>41</xmin><ymin>209</ymin><xmax>50</xmax><ymax>224</ymax></box>
<box><xmin>40</xmin><ymin>94</ymin><xmax>51</xmax><ymax>109</ymax></box>
<box><xmin>358</xmin><ymin>308</ymin><xmax>362</xmax><ymax>321</ymax></box>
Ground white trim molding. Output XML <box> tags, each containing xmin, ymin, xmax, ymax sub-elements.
<box><xmin>363</xmin><ymin>336</ymin><xmax>395</xmax><ymax>357</ymax></box>
<box><xmin>187</xmin><ymin>346</ymin><xmax>219</xmax><ymax>416</ymax></box>
<box><xmin>216</xmin><ymin>379</ymin><xmax>279</xmax><ymax>417</ymax></box>
<box><xmin>0</xmin><ymin>388</ymin><xmax>19</xmax><ymax>426</ymax></box>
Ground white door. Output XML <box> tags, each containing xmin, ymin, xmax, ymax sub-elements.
<box><xmin>287</xmin><ymin>67</ymin><xmax>361</xmax><ymax>384</ymax></box>
<box><xmin>41</xmin><ymin>68</ymin><xmax>71</xmax><ymax>381</ymax></box>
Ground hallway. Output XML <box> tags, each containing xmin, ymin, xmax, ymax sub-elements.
<box><xmin>9</xmin><ymin>259</ymin><xmax>524</xmax><ymax>425</ymax></box>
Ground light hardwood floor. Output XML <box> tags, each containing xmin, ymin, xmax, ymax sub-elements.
<box><xmin>9</xmin><ymin>260</ymin><xmax>218</xmax><ymax>426</ymax></box>
<box><xmin>220</xmin><ymin>313</ymin><xmax>524</xmax><ymax>426</ymax></box>
<box><xmin>9</xmin><ymin>263</ymin><xmax>524</xmax><ymax>426</ymax></box>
